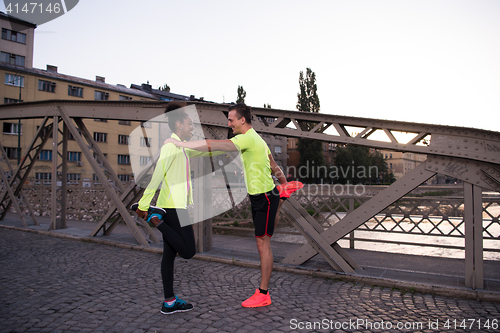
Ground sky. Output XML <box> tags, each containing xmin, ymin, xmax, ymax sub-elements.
<box><xmin>2</xmin><ymin>0</ymin><xmax>499</xmax><ymax>132</ymax></box>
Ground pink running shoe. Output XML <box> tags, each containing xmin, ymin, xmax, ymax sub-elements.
<box><xmin>241</xmin><ymin>289</ymin><xmax>272</xmax><ymax>308</ymax></box>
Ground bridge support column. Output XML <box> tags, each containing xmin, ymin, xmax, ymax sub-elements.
<box><xmin>464</xmin><ymin>183</ymin><xmax>484</xmax><ymax>289</ymax></box>
<box><xmin>192</xmin><ymin>156</ymin><xmax>213</xmax><ymax>253</ymax></box>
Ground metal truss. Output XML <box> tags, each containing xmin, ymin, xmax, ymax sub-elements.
<box><xmin>0</xmin><ymin>100</ymin><xmax>498</xmax><ymax>289</ymax></box>
<box><xmin>0</xmin><ymin>142</ymin><xmax>39</xmax><ymax>226</ymax></box>
<box><xmin>0</xmin><ymin>116</ymin><xmax>52</xmax><ymax>222</ymax></box>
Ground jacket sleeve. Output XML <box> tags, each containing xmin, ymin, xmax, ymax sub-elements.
<box><xmin>138</xmin><ymin>144</ymin><xmax>176</xmax><ymax>211</ymax></box>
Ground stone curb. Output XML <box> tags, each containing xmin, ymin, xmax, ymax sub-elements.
<box><xmin>2</xmin><ymin>224</ymin><xmax>499</xmax><ymax>303</ymax></box>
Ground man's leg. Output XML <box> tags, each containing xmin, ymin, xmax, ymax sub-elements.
<box><xmin>242</xmin><ymin>190</ymin><xmax>279</xmax><ymax>308</ymax></box>
<box><xmin>274</xmin><ymin>198</ymin><xmax>285</xmax><ymax>229</ymax></box>
<box><xmin>255</xmin><ymin>235</ymin><xmax>273</xmax><ymax>290</ymax></box>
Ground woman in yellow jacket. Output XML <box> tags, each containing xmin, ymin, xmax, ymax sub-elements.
<box><xmin>134</xmin><ymin>104</ymin><xmax>202</xmax><ymax>315</ymax></box>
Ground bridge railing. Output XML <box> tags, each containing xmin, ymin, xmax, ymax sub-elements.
<box><xmin>2</xmin><ymin>181</ymin><xmax>499</xmax><ymax>257</ymax></box>
<box><xmin>212</xmin><ymin>185</ymin><xmax>500</xmax><ymax>256</ymax></box>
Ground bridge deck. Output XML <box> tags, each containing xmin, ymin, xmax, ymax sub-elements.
<box><xmin>1</xmin><ymin>212</ymin><xmax>499</xmax><ymax>300</ymax></box>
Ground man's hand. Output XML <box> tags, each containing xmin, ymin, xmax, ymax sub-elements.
<box><xmin>164</xmin><ymin>137</ymin><xmax>181</xmax><ymax>146</ymax></box>
<box><xmin>136</xmin><ymin>208</ymin><xmax>147</xmax><ymax>219</ymax></box>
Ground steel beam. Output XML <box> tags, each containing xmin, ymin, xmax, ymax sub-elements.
<box><xmin>464</xmin><ymin>183</ymin><xmax>484</xmax><ymax>289</ymax></box>
<box><xmin>425</xmin><ymin>156</ymin><xmax>500</xmax><ymax>192</ymax></box>
<box><xmin>280</xmin><ymin>197</ymin><xmax>358</xmax><ymax>272</ymax></box>
<box><xmin>1</xmin><ymin>101</ymin><xmax>499</xmax><ymax>165</ymax></box>
<box><xmin>49</xmin><ymin>116</ymin><xmax>59</xmax><ymax>230</ymax></box>
<box><xmin>58</xmin><ymin>123</ymin><xmax>68</xmax><ymax>229</ymax></box>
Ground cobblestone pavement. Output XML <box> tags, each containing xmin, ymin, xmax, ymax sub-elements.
<box><xmin>1</xmin><ymin>229</ymin><xmax>500</xmax><ymax>333</ymax></box>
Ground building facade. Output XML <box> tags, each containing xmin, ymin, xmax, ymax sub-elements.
<box><xmin>0</xmin><ymin>12</ymin><xmax>159</xmax><ymax>186</ymax></box>
<box><xmin>379</xmin><ymin>150</ymin><xmax>427</xmax><ymax>180</ymax></box>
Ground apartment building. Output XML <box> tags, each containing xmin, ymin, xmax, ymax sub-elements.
<box><xmin>379</xmin><ymin>150</ymin><xmax>427</xmax><ymax>180</ymax></box>
<box><xmin>0</xmin><ymin>12</ymin><xmax>160</xmax><ymax>185</ymax></box>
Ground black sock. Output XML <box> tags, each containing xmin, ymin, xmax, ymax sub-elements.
<box><xmin>259</xmin><ymin>288</ymin><xmax>268</xmax><ymax>295</ymax></box>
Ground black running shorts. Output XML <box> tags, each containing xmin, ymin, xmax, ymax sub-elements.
<box><xmin>249</xmin><ymin>187</ymin><xmax>280</xmax><ymax>237</ymax></box>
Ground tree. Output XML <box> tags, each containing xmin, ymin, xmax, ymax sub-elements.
<box><xmin>236</xmin><ymin>85</ymin><xmax>246</xmax><ymax>103</ymax></box>
<box><xmin>296</xmin><ymin>68</ymin><xmax>325</xmax><ymax>183</ymax></box>
<box><xmin>333</xmin><ymin>145</ymin><xmax>396</xmax><ymax>184</ymax></box>
<box><xmin>263</xmin><ymin>103</ymin><xmax>271</xmax><ymax>108</ymax></box>
<box><xmin>296</xmin><ymin>68</ymin><xmax>320</xmax><ymax>117</ymax></box>
<box><xmin>159</xmin><ymin>84</ymin><xmax>170</xmax><ymax>92</ymax></box>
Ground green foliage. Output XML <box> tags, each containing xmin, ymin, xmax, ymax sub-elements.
<box><xmin>306</xmin><ymin>209</ymin><xmax>316</xmax><ymax>216</ymax></box>
<box><xmin>296</xmin><ymin>68</ymin><xmax>325</xmax><ymax>184</ymax></box>
<box><xmin>333</xmin><ymin>145</ymin><xmax>396</xmax><ymax>184</ymax></box>
<box><xmin>298</xmin><ymin>138</ymin><xmax>326</xmax><ymax>184</ymax></box>
<box><xmin>236</xmin><ymin>85</ymin><xmax>246</xmax><ymax>103</ymax></box>
<box><xmin>159</xmin><ymin>83</ymin><xmax>170</xmax><ymax>92</ymax></box>
<box><xmin>296</xmin><ymin>68</ymin><xmax>320</xmax><ymax>115</ymax></box>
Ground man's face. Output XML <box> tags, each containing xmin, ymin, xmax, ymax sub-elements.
<box><xmin>228</xmin><ymin>110</ymin><xmax>244</xmax><ymax>134</ymax></box>
<box><xmin>179</xmin><ymin>116</ymin><xmax>195</xmax><ymax>140</ymax></box>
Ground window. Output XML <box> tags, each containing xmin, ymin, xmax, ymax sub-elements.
<box><xmin>390</xmin><ymin>153</ymin><xmax>393</xmax><ymax>159</ymax></box>
<box><xmin>141</xmin><ymin>121</ymin><xmax>151</xmax><ymax>128</ymax></box>
<box><xmin>68</xmin><ymin>151</ymin><xmax>81</xmax><ymax>162</ymax></box>
<box><xmin>4</xmin><ymin>98</ymin><xmax>20</xmax><ymax>103</ymax></box>
<box><xmin>38</xmin><ymin>150</ymin><xmax>52</xmax><ymax>161</ymax></box>
<box><xmin>38</xmin><ymin>80</ymin><xmax>56</xmax><ymax>93</ymax></box>
<box><xmin>118</xmin><ymin>154</ymin><xmax>130</xmax><ymax>165</ymax></box>
<box><xmin>140</xmin><ymin>137</ymin><xmax>151</xmax><ymax>147</ymax></box>
<box><xmin>3</xmin><ymin>122</ymin><xmax>21</xmax><ymax>135</ymax></box>
<box><xmin>93</xmin><ymin>132</ymin><xmax>107</xmax><ymax>143</ymax></box>
<box><xmin>68</xmin><ymin>85</ymin><xmax>83</xmax><ymax>97</ymax></box>
<box><xmin>118</xmin><ymin>135</ymin><xmax>129</xmax><ymax>145</ymax></box>
<box><xmin>5</xmin><ymin>147</ymin><xmax>21</xmax><ymax>159</ymax></box>
<box><xmin>94</xmin><ymin>118</ymin><xmax>107</xmax><ymax>122</ymax></box>
<box><xmin>118</xmin><ymin>174</ymin><xmax>130</xmax><ymax>182</ymax></box>
<box><xmin>119</xmin><ymin>95</ymin><xmax>132</xmax><ymax>101</ymax></box>
<box><xmin>67</xmin><ymin>173</ymin><xmax>81</xmax><ymax>181</ymax></box>
<box><xmin>390</xmin><ymin>163</ymin><xmax>393</xmax><ymax>170</ymax></box>
<box><xmin>94</xmin><ymin>90</ymin><xmax>109</xmax><ymax>100</ymax></box>
<box><xmin>0</xmin><ymin>52</ymin><xmax>25</xmax><ymax>67</ymax></box>
<box><xmin>139</xmin><ymin>156</ymin><xmax>151</xmax><ymax>165</ymax></box>
<box><xmin>274</xmin><ymin>146</ymin><xmax>282</xmax><ymax>154</ymax></box>
<box><xmin>5</xmin><ymin>74</ymin><xmax>24</xmax><ymax>87</ymax></box>
<box><xmin>1</xmin><ymin>28</ymin><xmax>26</xmax><ymax>44</ymax></box>
<box><xmin>35</xmin><ymin>173</ymin><xmax>51</xmax><ymax>180</ymax></box>
<box><xmin>118</xmin><ymin>120</ymin><xmax>131</xmax><ymax>125</ymax></box>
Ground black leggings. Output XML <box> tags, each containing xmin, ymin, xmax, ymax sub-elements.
<box><xmin>156</xmin><ymin>209</ymin><xmax>196</xmax><ymax>299</ymax></box>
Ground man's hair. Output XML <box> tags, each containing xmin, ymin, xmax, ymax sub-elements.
<box><xmin>228</xmin><ymin>103</ymin><xmax>252</xmax><ymax>125</ymax></box>
<box><xmin>165</xmin><ymin>103</ymin><xmax>189</xmax><ymax>132</ymax></box>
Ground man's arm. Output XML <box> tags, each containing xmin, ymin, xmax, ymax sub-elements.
<box><xmin>269</xmin><ymin>153</ymin><xmax>287</xmax><ymax>185</ymax></box>
<box><xmin>164</xmin><ymin>138</ymin><xmax>238</xmax><ymax>152</ymax></box>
